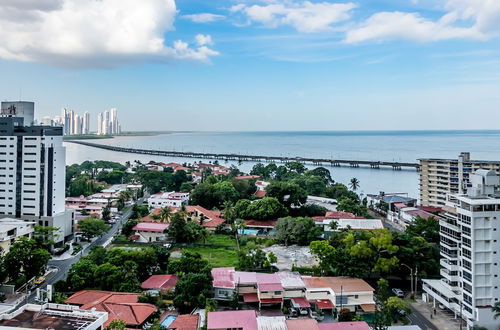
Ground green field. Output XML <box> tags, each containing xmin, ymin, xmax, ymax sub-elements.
<box><xmin>196</xmin><ymin>234</ymin><xmax>237</xmax><ymax>247</ymax></box>
<box><xmin>181</xmin><ymin>246</ymin><xmax>239</xmax><ymax>268</ymax></box>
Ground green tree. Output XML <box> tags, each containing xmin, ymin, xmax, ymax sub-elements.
<box><xmin>67</xmin><ymin>259</ymin><xmax>98</xmax><ymax>290</ymax></box>
<box><xmin>384</xmin><ymin>297</ymin><xmax>410</xmax><ymax>323</ymax></box>
<box><xmin>336</xmin><ymin>197</ymin><xmax>367</xmax><ymax>217</ymax></box>
<box><xmin>275</xmin><ymin>217</ymin><xmax>322</xmax><ymax>246</ymax></box>
<box><xmin>173</xmin><ymin>272</ymin><xmax>213</xmax><ymax>313</ymax></box>
<box><xmin>168</xmin><ymin>212</ymin><xmax>187</xmax><ymax>243</ymax></box>
<box><xmin>244</xmin><ymin>197</ymin><xmax>288</xmax><ymax>220</ymax></box>
<box><xmin>94</xmin><ymin>263</ymin><xmax>122</xmax><ymax>290</ymax></box>
<box><xmin>310</xmin><ymin>240</ymin><xmax>337</xmax><ymax>273</ymax></box>
<box><xmin>78</xmin><ymin>217</ymin><xmax>109</xmax><ymax>240</ymax></box>
<box><xmin>375</xmin><ymin>278</ymin><xmax>389</xmax><ymax>310</ymax></box>
<box><xmin>4</xmin><ymin>238</ymin><xmax>50</xmax><ymax>283</ymax></box>
<box><xmin>122</xmin><ymin>219</ymin><xmax>139</xmax><ymax>237</ymax></box>
<box><xmin>168</xmin><ymin>251</ymin><xmax>210</xmax><ymax>274</ymax></box>
<box><xmin>405</xmin><ymin>216</ymin><xmax>439</xmax><ymax>244</ymax></box>
<box><xmin>238</xmin><ymin>244</ymin><xmax>277</xmax><ymax>271</ymax></box>
<box><xmin>105</xmin><ymin>319</ymin><xmax>127</xmax><ymax>330</ymax></box>
<box><xmin>102</xmin><ymin>205</ymin><xmax>111</xmax><ymax>222</ymax></box>
<box><xmin>492</xmin><ymin>301</ymin><xmax>500</xmax><ymax>319</ymax></box>
<box><xmin>338</xmin><ymin>308</ymin><xmax>352</xmax><ymax>322</ymax></box>
<box><xmin>158</xmin><ymin>206</ymin><xmax>172</xmax><ymax>222</ymax></box>
<box><xmin>266</xmin><ymin>182</ymin><xmax>307</xmax><ymax>208</ymax></box>
<box><xmin>33</xmin><ymin>225</ymin><xmax>60</xmax><ymax>250</ymax></box>
<box><xmin>349</xmin><ymin>178</ymin><xmax>360</xmax><ymax>191</ymax></box>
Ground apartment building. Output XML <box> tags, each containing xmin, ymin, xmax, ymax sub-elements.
<box><xmin>0</xmin><ymin>105</ymin><xmax>73</xmax><ymax>245</ymax></box>
<box><xmin>419</xmin><ymin>152</ymin><xmax>500</xmax><ymax>207</ymax></box>
<box><xmin>0</xmin><ymin>218</ymin><xmax>35</xmax><ymax>254</ymax></box>
<box><xmin>422</xmin><ymin>169</ymin><xmax>500</xmax><ymax>329</ymax></box>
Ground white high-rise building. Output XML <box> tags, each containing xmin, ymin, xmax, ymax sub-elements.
<box><xmin>97</xmin><ymin>112</ymin><xmax>103</xmax><ymax>135</ymax></box>
<box><xmin>110</xmin><ymin>108</ymin><xmax>117</xmax><ymax>134</ymax></box>
<box><xmin>1</xmin><ymin>101</ymin><xmax>35</xmax><ymax>126</ymax></box>
<box><xmin>96</xmin><ymin>108</ymin><xmax>121</xmax><ymax>135</ymax></box>
<box><xmin>0</xmin><ymin>104</ymin><xmax>74</xmax><ymax>244</ymax></box>
<box><xmin>423</xmin><ymin>169</ymin><xmax>500</xmax><ymax>329</ymax></box>
<box><xmin>83</xmin><ymin>111</ymin><xmax>90</xmax><ymax>134</ymax></box>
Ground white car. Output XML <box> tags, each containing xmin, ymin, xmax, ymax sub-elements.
<box><xmin>392</xmin><ymin>288</ymin><xmax>404</xmax><ymax>298</ymax></box>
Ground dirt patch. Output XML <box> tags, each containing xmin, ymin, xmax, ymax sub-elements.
<box><xmin>262</xmin><ymin>245</ymin><xmax>318</xmax><ymax>271</ymax></box>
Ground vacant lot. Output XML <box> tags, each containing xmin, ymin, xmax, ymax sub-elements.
<box><xmin>262</xmin><ymin>245</ymin><xmax>318</xmax><ymax>271</ymax></box>
<box><xmin>174</xmin><ymin>246</ymin><xmax>239</xmax><ymax>268</ymax></box>
<box><xmin>195</xmin><ymin>234</ymin><xmax>237</xmax><ymax>247</ymax></box>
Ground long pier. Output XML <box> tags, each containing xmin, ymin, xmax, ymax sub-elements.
<box><xmin>66</xmin><ymin>140</ymin><xmax>420</xmax><ymax>171</ymax></box>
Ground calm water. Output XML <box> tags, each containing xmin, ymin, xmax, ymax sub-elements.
<box><xmin>64</xmin><ymin>130</ymin><xmax>500</xmax><ymax>199</ymax></box>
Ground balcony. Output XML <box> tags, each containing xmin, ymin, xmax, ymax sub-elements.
<box><xmin>440</xmin><ymin>259</ymin><xmax>459</xmax><ymax>271</ymax></box>
<box><xmin>440</xmin><ymin>219</ymin><xmax>460</xmax><ymax>232</ymax></box>
<box><xmin>440</xmin><ymin>269</ymin><xmax>460</xmax><ymax>282</ymax></box>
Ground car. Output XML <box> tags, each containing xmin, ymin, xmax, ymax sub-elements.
<box><xmin>34</xmin><ymin>277</ymin><xmax>45</xmax><ymax>285</ymax></box>
<box><xmin>163</xmin><ymin>243</ymin><xmax>172</xmax><ymax>248</ymax></box>
<box><xmin>392</xmin><ymin>288</ymin><xmax>404</xmax><ymax>297</ymax></box>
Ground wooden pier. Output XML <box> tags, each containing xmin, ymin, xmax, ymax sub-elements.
<box><xmin>66</xmin><ymin>140</ymin><xmax>420</xmax><ymax>171</ymax></box>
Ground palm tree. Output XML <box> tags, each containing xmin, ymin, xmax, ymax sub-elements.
<box><xmin>349</xmin><ymin>178</ymin><xmax>360</xmax><ymax>191</ymax></box>
<box><xmin>233</xmin><ymin>219</ymin><xmax>246</xmax><ymax>251</ymax></box>
<box><xmin>159</xmin><ymin>206</ymin><xmax>172</xmax><ymax>223</ymax></box>
<box><xmin>492</xmin><ymin>301</ymin><xmax>500</xmax><ymax>319</ymax></box>
<box><xmin>198</xmin><ymin>227</ymin><xmax>210</xmax><ymax>244</ymax></box>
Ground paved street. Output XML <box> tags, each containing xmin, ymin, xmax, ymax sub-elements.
<box><xmin>408</xmin><ymin>305</ymin><xmax>438</xmax><ymax>330</ymax></box>
<box><xmin>22</xmin><ymin>199</ymin><xmax>143</xmax><ymax>304</ymax></box>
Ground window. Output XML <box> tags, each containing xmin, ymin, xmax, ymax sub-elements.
<box><xmin>274</xmin><ymin>291</ymin><xmax>282</xmax><ymax>295</ymax></box>
<box><xmin>463</xmin><ymin>271</ymin><xmax>472</xmax><ymax>282</ymax></box>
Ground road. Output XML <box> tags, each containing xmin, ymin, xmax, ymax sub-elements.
<box><xmin>408</xmin><ymin>305</ymin><xmax>439</xmax><ymax>330</ymax></box>
<box><xmin>24</xmin><ymin>199</ymin><xmax>143</xmax><ymax>303</ymax></box>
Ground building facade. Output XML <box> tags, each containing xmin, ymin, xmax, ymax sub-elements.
<box><xmin>422</xmin><ymin>170</ymin><xmax>500</xmax><ymax>329</ymax></box>
<box><xmin>0</xmin><ymin>109</ymin><xmax>73</xmax><ymax>244</ymax></box>
<box><xmin>420</xmin><ymin>152</ymin><xmax>500</xmax><ymax>207</ymax></box>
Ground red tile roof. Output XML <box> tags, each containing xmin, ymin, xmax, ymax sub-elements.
<box><xmin>186</xmin><ymin>205</ymin><xmax>225</xmax><ymax>228</ymax></box>
<box><xmin>318</xmin><ymin>321</ymin><xmax>370</xmax><ymax>330</ymax></box>
<box><xmin>254</xmin><ymin>190</ymin><xmax>266</xmax><ymax>197</ymax></box>
<box><xmin>141</xmin><ymin>275</ymin><xmax>178</xmax><ymax>290</ymax></box>
<box><xmin>291</xmin><ymin>297</ymin><xmax>310</xmax><ymax>308</ymax></box>
<box><xmin>243</xmin><ymin>293</ymin><xmax>259</xmax><ymax>303</ymax></box>
<box><xmin>207</xmin><ymin>310</ymin><xmax>257</xmax><ymax>330</ymax></box>
<box><xmin>286</xmin><ymin>319</ymin><xmax>320</xmax><ymax>330</ymax></box>
<box><xmin>66</xmin><ymin>290</ymin><xmax>156</xmax><ymax>327</ymax></box>
<box><xmin>132</xmin><ymin>222</ymin><xmax>169</xmax><ymax>232</ymax></box>
<box><xmin>302</xmin><ymin>277</ymin><xmax>374</xmax><ymax>293</ymax></box>
<box><xmin>211</xmin><ymin>267</ymin><xmax>235</xmax><ymax>289</ymax></box>
<box><xmin>169</xmin><ymin>314</ymin><xmax>199</xmax><ymax>330</ymax></box>
<box><xmin>325</xmin><ymin>211</ymin><xmax>358</xmax><ymax>219</ymax></box>
<box><xmin>312</xmin><ymin>299</ymin><xmax>335</xmax><ymax>309</ymax></box>
<box><xmin>244</xmin><ymin>219</ymin><xmax>276</xmax><ymax>228</ymax></box>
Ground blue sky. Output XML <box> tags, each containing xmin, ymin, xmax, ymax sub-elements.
<box><xmin>0</xmin><ymin>0</ymin><xmax>500</xmax><ymax>131</ymax></box>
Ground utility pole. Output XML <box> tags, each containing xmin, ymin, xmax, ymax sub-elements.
<box><xmin>402</xmin><ymin>264</ymin><xmax>414</xmax><ymax>294</ymax></box>
<box><xmin>414</xmin><ymin>266</ymin><xmax>418</xmax><ymax>296</ymax></box>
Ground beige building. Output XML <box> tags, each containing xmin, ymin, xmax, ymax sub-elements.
<box><xmin>0</xmin><ymin>218</ymin><xmax>35</xmax><ymax>254</ymax></box>
<box><xmin>419</xmin><ymin>152</ymin><xmax>500</xmax><ymax>207</ymax></box>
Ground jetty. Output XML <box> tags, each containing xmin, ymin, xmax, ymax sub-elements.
<box><xmin>66</xmin><ymin>140</ymin><xmax>420</xmax><ymax>171</ymax></box>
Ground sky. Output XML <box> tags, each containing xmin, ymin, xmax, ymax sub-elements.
<box><xmin>1</xmin><ymin>0</ymin><xmax>500</xmax><ymax>131</ymax></box>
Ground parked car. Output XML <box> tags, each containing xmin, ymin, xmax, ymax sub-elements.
<box><xmin>392</xmin><ymin>288</ymin><xmax>404</xmax><ymax>297</ymax></box>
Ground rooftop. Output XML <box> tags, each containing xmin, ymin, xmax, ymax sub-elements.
<box><xmin>141</xmin><ymin>274</ymin><xmax>178</xmax><ymax>290</ymax></box>
<box><xmin>207</xmin><ymin>310</ymin><xmax>258</xmax><ymax>330</ymax></box>
<box><xmin>132</xmin><ymin>222</ymin><xmax>169</xmax><ymax>232</ymax></box>
<box><xmin>302</xmin><ymin>277</ymin><xmax>374</xmax><ymax>293</ymax></box>
<box><xmin>169</xmin><ymin>314</ymin><xmax>200</xmax><ymax>330</ymax></box>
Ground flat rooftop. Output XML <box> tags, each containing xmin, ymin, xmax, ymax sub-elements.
<box><xmin>0</xmin><ymin>310</ymin><xmax>96</xmax><ymax>330</ymax></box>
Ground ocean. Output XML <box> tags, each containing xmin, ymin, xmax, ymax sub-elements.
<box><xmin>64</xmin><ymin>130</ymin><xmax>500</xmax><ymax>199</ymax></box>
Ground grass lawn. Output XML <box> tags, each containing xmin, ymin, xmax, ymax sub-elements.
<box><xmin>181</xmin><ymin>246</ymin><xmax>239</xmax><ymax>268</ymax></box>
<box><xmin>196</xmin><ymin>234</ymin><xmax>237</xmax><ymax>247</ymax></box>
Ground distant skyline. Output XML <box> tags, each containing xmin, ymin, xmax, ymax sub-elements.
<box><xmin>1</xmin><ymin>0</ymin><xmax>500</xmax><ymax>131</ymax></box>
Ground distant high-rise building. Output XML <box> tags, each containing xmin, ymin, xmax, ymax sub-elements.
<box><xmin>96</xmin><ymin>108</ymin><xmax>121</xmax><ymax>135</ymax></box>
<box><xmin>0</xmin><ymin>102</ymin><xmax>74</xmax><ymax>244</ymax></box>
<box><xmin>420</xmin><ymin>152</ymin><xmax>500</xmax><ymax>207</ymax></box>
<box><xmin>83</xmin><ymin>111</ymin><xmax>90</xmax><ymax>134</ymax></box>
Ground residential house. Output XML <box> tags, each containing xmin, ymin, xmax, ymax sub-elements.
<box><xmin>148</xmin><ymin>191</ymin><xmax>189</xmax><ymax>208</ymax></box>
<box><xmin>131</xmin><ymin>222</ymin><xmax>169</xmax><ymax>242</ymax></box>
<box><xmin>185</xmin><ymin>205</ymin><xmax>225</xmax><ymax>230</ymax></box>
<box><xmin>66</xmin><ymin>290</ymin><xmax>157</xmax><ymax>328</ymax></box>
<box><xmin>141</xmin><ymin>275</ymin><xmax>178</xmax><ymax>294</ymax></box>
<box><xmin>207</xmin><ymin>310</ymin><xmax>258</xmax><ymax>330</ymax></box>
<box><xmin>168</xmin><ymin>314</ymin><xmax>200</xmax><ymax>330</ymax></box>
<box><xmin>366</xmin><ymin>192</ymin><xmax>417</xmax><ymax>215</ymax></box>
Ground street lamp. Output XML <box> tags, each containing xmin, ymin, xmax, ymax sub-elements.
<box><xmin>401</xmin><ymin>263</ymin><xmax>414</xmax><ymax>294</ymax></box>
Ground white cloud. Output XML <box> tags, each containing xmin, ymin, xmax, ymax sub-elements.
<box><xmin>182</xmin><ymin>13</ymin><xmax>225</xmax><ymax>23</ymax></box>
<box><xmin>0</xmin><ymin>0</ymin><xmax>219</xmax><ymax>68</ymax></box>
<box><xmin>344</xmin><ymin>0</ymin><xmax>500</xmax><ymax>43</ymax></box>
<box><xmin>231</xmin><ymin>1</ymin><xmax>357</xmax><ymax>33</ymax></box>
<box><xmin>195</xmin><ymin>34</ymin><xmax>214</xmax><ymax>46</ymax></box>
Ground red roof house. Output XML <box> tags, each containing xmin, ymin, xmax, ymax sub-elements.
<box><xmin>66</xmin><ymin>290</ymin><xmax>157</xmax><ymax>328</ymax></box>
<box><xmin>207</xmin><ymin>310</ymin><xmax>257</xmax><ymax>330</ymax></box>
<box><xmin>141</xmin><ymin>275</ymin><xmax>178</xmax><ymax>291</ymax></box>
<box><xmin>168</xmin><ymin>314</ymin><xmax>199</xmax><ymax>330</ymax></box>
<box><xmin>132</xmin><ymin>222</ymin><xmax>169</xmax><ymax>232</ymax></box>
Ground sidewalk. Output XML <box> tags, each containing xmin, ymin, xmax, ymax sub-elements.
<box><xmin>50</xmin><ymin>240</ymin><xmax>92</xmax><ymax>261</ymax></box>
<box><xmin>410</xmin><ymin>299</ymin><xmax>463</xmax><ymax>330</ymax></box>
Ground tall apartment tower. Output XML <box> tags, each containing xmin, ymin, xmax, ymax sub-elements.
<box><xmin>83</xmin><ymin>111</ymin><xmax>90</xmax><ymax>134</ymax></box>
<box><xmin>423</xmin><ymin>170</ymin><xmax>500</xmax><ymax>329</ymax></box>
<box><xmin>97</xmin><ymin>112</ymin><xmax>103</xmax><ymax>135</ymax></box>
<box><xmin>419</xmin><ymin>152</ymin><xmax>500</xmax><ymax>207</ymax></box>
<box><xmin>110</xmin><ymin>108</ymin><xmax>117</xmax><ymax>134</ymax></box>
<box><xmin>0</xmin><ymin>103</ymin><xmax>73</xmax><ymax>244</ymax></box>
